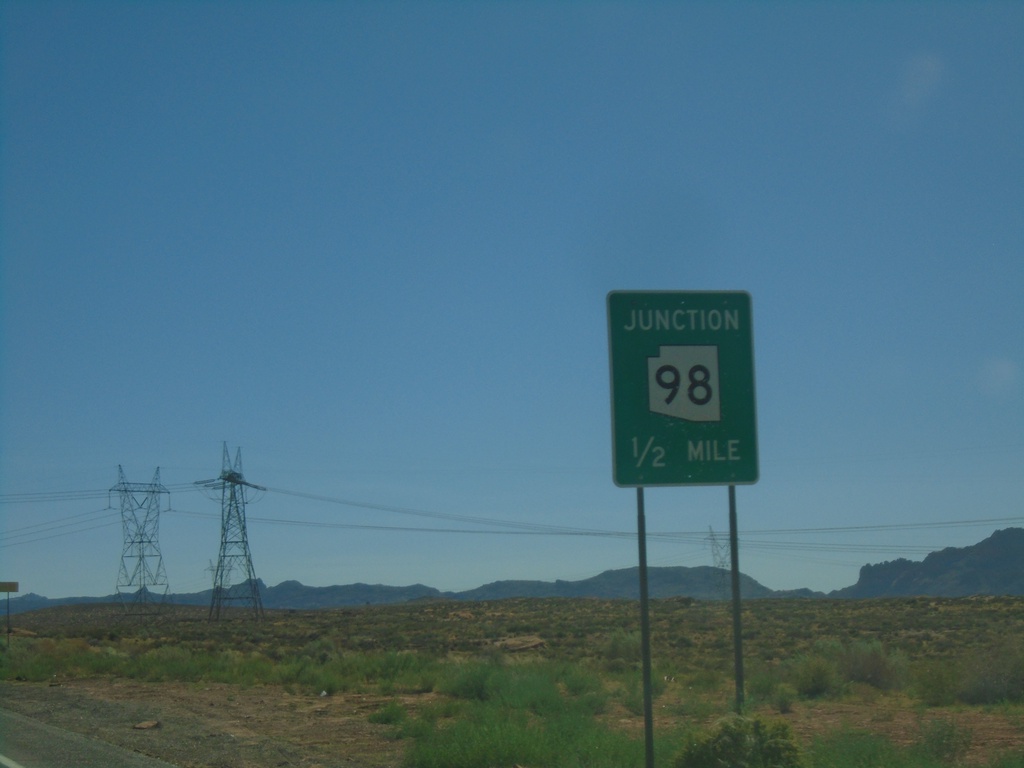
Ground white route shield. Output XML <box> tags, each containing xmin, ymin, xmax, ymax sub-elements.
<box><xmin>647</xmin><ymin>345</ymin><xmax>721</xmax><ymax>422</ymax></box>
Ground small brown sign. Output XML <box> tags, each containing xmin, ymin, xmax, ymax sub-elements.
<box><xmin>0</xmin><ymin>582</ymin><xmax>18</xmax><ymax>593</ymax></box>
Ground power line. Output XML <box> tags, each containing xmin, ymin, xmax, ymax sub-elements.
<box><xmin>6</xmin><ymin>495</ymin><xmax>1023</xmax><ymax>546</ymax></box>
<box><xmin>3</xmin><ymin>482</ymin><xmax>1022</xmax><ymax>560</ymax></box>
<box><xmin>0</xmin><ymin>489</ymin><xmax>111</xmax><ymax>504</ymax></box>
<box><xmin>0</xmin><ymin>508</ymin><xmax>120</xmax><ymax>548</ymax></box>
<box><xmin>739</xmin><ymin>516</ymin><xmax>1024</xmax><ymax>535</ymax></box>
<box><xmin>3</xmin><ymin>505</ymin><xmax>116</xmax><ymax>535</ymax></box>
<box><xmin>0</xmin><ymin>483</ymin><xmax>201</xmax><ymax>504</ymax></box>
<box><xmin>167</xmin><ymin>507</ymin><xmax>634</xmax><ymax>538</ymax></box>
<box><xmin>261</xmin><ymin>485</ymin><xmax>627</xmax><ymax>537</ymax></box>
<box><xmin>163</xmin><ymin>508</ymin><xmax>1018</xmax><ymax>561</ymax></box>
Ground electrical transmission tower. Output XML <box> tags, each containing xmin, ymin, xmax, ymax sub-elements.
<box><xmin>706</xmin><ymin>526</ymin><xmax>731</xmax><ymax>600</ymax></box>
<box><xmin>112</xmin><ymin>466</ymin><xmax>170</xmax><ymax>614</ymax></box>
<box><xmin>196</xmin><ymin>444</ymin><xmax>264</xmax><ymax>621</ymax></box>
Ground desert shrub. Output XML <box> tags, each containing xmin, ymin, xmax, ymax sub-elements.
<box><xmin>614</xmin><ymin>668</ymin><xmax>668</xmax><ymax>716</ymax></box>
<box><xmin>561</xmin><ymin>663</ymin><xmax>603</xmax><ymax>696</ymax></box>
<box><xmin>914</xmin><ymin>718</ymin><xmax>972</xmax><ymax>765</ymax></box>
<box><xmin>601</xmin><ymin>629</ymin><xmax>642</xmax><ymax>671</ymax></box>
<box><xmin>0</xmin><ymin>639</ymin><xmax>56</xmax><ymax>681</ymax></box>
<box><xmin>0</xmin><ymin>637</ymin><xmax>129</xmax><ymax>681</ymax></box>
<box><xmin>788</xmin><ymin>653</ymin><xmax>842</xmax><ymax>699</ymax></box>
<box><xmin>368</xmin><ymin>700</ymin><xmax>407</xmax><ymax>725</ymax></box>
<box><xmin>747</xmin><ymin>662</ymin><xmax>797</xmax><ymax>712</ymax></box>
<box><xmin>493</xmin><ymin>667</ymin><xmax>566</xmax><ymax>715</ymax></box>
<box><xmin>556</xmin><ymin>663</ymin><xmax>610</xmax><ymax>715</ymax></box>
<box><xmin>958</xmin><ymin>641</ymin><xmax>1024</xmax><ymax>704</ymax></box>
<box><xmin>361</xmin><ymin>651</ymin><xmax>433</xmax><ymax>685</ymax></box>
<box><xmin>773</xmin><ymin>683</ymin><xmax>797</xmax><ymax>714</ymax></box>
<box><xmin>840</xmin><ymin>640</ymin><xmax>907</xmax><ymax>691</ymax></box>
<box><xmin>273</xmin><ymin>656</ymin><xmax>361</xmax><ymax>695</ymax></box>
<box><xmin>617</xmin><ymin>676</ymin><xmax>647</xmax><ymax>716</ymax></box>
<box><xmin>912</xmin><ymin>660</ymin><xmax>959</xmax><ymax>707</ymax></box>
<box><xmin>265</xmin><ymin>650</ymin><xmax>442</xmax><ymax>695</ymax></box>
<box><xmin>439</xmin><ymin>661</ymin><xmax>499</xmax><ymax>701</ymax></box>
<box><xmin>300</xmin><ymin>636</ymin><xmax>337</xmax><ymax>663</ymax></box>
<box><xmin>687</xmin><ymin>665</ymin><xmax>725</xmax><ymax>693</ymax></box>
<box><xmin>747</xmin><ymin>661</ymin><xmax>782</xmax><ymax>701</ymax></box>
<box><xmin>779</xmin><ymin>639</ymin><xmax>905</xmax><ymax>698</ymax></box>
<box><xmin>674</xmin><ymin>715</ymin><xmax>802</xmax><ymax>768</ymax></box>
<box><xmin>128</xmin><ymin>645</ymin><xmax>206</xmax><ymax>681</ymax></box>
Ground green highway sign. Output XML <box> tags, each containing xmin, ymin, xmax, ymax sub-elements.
<box><xmin>607</xmin><ymin>291</ymin><xmax>758</xmax><ymax>487</ymax></box>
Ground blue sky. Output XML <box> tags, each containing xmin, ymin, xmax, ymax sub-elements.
<box><xmin>2</xmin><ymin>2</ymin><xmax>1022</xmax><ymax>600</ymax></box>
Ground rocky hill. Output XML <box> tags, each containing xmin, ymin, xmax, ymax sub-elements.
<box><xmin>453</xmin><ymin>565</ymin><xmax>814</xmax><ymax>601</ymax></box>
<box><xmin>831</xmin><ymin>528</ymin><xmax>1024</xmax><ymax>598</ymax></box>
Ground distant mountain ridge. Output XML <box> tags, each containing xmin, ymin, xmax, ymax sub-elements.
<box><xmin>6</xmin><ymin>567</ymin><xmax>812</xmax><ymax>615</ymax></box>
<box><xmin>830</xmin><ymin>527</ymin><xmax>1024</xmax><ymax>598</ymax></box>
<box><xmin>9</xmin><ymin>528</ymin><xmax>1024</xmax><ymax>614</ymax></box>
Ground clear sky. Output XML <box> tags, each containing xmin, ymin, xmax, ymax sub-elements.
<box><xmin>2</xmin><ymin>2</ymin><xmax>1022</xmax><ymax>600</ymax></box>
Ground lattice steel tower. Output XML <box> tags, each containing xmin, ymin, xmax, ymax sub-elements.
<box><xmin>197</xmin><ymin>444</ymin><xmax>264</xmax><ymax>621</ymax></box>
<box><xmin>706</xmin><ymin>526</ymin><xmax>731</xmax><ymax>600</ymax></box>
<box><xmin>112</xmin><ymin>466</ymin><xmax>170</xmax><ymax>614</ymax></box>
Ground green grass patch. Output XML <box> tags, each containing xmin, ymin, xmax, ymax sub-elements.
<box><xmin>403</xmin><ymin>700</ymin><xmax>649</xmax><ymax>768</ymax></box>
<box><xmin>406</xmin><ymin>658</ymin><xmax>679</xmax><ymax>768</ymax></box>
<box><xmin>368</xmin><ymin>699</ymin><xmax>408</xmax><ymax>725</ymax></box>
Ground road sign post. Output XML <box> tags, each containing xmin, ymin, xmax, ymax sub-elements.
<box><xmin>608</xmin><ymin>292</ymin><xmax>759</xmax><ymax>758</ymax></box>
<box><xmin>1</xmin><ymin>582</ymin><xmax>17</xmax><ymax>650</ymax></box>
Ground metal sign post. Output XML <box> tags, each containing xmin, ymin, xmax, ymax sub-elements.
<box><xmin>0</xmin><ymin>582</ymin><xmax>18</xmax><ymax>649</ymax></box>
<box><xmin>608</xmin><ymin>292</ymin><xmax>759</xmax><ymax>761</ymax></box>
<box><xmin>728</xmin><ymin>486</ymin><xmax>745</xmax><ymax>712</ymax></box>
<box><xmin>635</xmin><ymin>488</ymin><xmax>655</xmax><ymax>768</ymax></box>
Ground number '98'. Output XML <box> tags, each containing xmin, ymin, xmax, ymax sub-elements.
<box><xmin>656</xmin><ymin>364</ymin><xmax>713</xmax><ymax>406</ymax></box>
